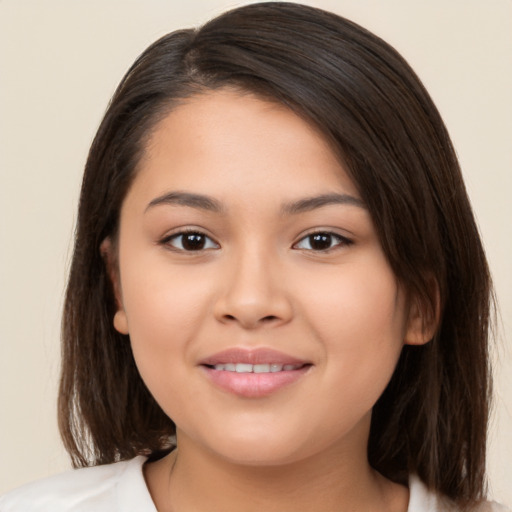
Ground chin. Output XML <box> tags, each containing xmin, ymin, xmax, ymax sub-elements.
<box><xmin>191</xmin><ymin>424</ymin><xmax>324</xmax><ymax>468</ymax></box>
<box><xmin>216</xmin><ymin>444</ymin><xmax>308</xmax><ymax>467</ymax></box>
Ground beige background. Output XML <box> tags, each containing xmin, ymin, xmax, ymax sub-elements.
<box><xmin>1</xmin><ymin>0</ymin><xmax>510</xmax><ymax>505</ymax></box>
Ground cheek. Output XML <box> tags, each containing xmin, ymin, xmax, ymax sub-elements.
<box><xmin>299</xmin><ymin>258</ymin><xmax>406</xmax><ymax>396</ymax></box>
<box><xmin>118</xmin><ymin>258</ymin><xmax>213</xmax><ymax>398</ymax></box>
<box><xmin>123</xmin><ymin>273</ymin><xmax>204</xmax><ymax>342</ymax></box>
<box><xmin>311</xmin><ymin>251</ymin><xmax>405</xmax><ymax>339</ymax></box>
<box><xmin>119</xmin><ymin>230</ymin><xmax>218</xmax><ymax>333</ymax></box>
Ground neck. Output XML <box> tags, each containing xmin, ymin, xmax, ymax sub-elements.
<box><xmin>144</xmin><ymin>431</ymin><xmax>409</xmax><ymax>512</ymax></box>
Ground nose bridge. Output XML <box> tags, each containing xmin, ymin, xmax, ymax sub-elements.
<box><xmin>215</xmin><ymin>239</ymin><xmax>292</xmax><ymax>328</ymax></box>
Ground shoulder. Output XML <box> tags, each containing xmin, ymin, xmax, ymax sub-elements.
<box><xmin>0</xmin><ymin>456</ymin><xmax>156</xmax><ymax>512</ymax></box>
<box><xmin>408</xmin><ymin>475</ymin><xmax>510</xmax><ymax>512</ymax></box>
<box><xmin>472</xmin><ymin>503</ymin><xmax>511</xmax><ymax>512</ymax></box>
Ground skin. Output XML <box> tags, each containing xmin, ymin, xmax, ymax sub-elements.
<box><xmin>107</xmin><ymin>88</ymin><xmax>430</xmax><ymax>512</ymax></box>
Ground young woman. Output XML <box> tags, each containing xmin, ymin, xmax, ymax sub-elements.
<box><xmin>1</xmin><ymin>2</ymin><xmax>507</xmax><ymax>511</ymax></box>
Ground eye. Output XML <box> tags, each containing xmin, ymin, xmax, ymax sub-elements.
<box><xmin>293</xmin><ymin>232</ymin><xmax>352</xmax><ymax>252</ymax></box>
<box><xmin>162</xmin><ymin>231</ymin><xmax>219</xmax><ymax>252</ymax></box>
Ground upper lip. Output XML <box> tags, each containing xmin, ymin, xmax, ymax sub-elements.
<box><xmin>200</xmin><ymin>348</ymin><xmax>310</xmax><ymax>366</ymax></box>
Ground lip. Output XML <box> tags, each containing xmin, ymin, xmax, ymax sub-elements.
<box><xmin>200</xmin><ymin>347</ymin><xmax>308</xmax><ymax>366</ymax></box>
<box><xmin>199</xmin><ymin>348</ymin><xmax>312</xmax><ymax>398</ymax></box>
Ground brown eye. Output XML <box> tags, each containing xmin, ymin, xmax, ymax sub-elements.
<box><xmin>183</xmin><ymin>233</ymin><xmax>206</xmax><ymax>250</ymax></box>
<box><xmin>310</xmin><ymin>234</ymin><xmax>334</xmax><ymax>251</ymax></box>
<box><xmin>294</xmin><ymin>232</ymin><xmax>352</xmax><ymax>251</ymax></box>
<box><xmin>164</xmin><ymin>232</ymin><xmax>219</xmax><ymax>251</ymax></box>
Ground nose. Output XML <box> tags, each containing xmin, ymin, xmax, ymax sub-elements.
<box><xmin>213</xmin><ymin>246</ymin><xmax>293</xmax><ymax>330</ymax></box>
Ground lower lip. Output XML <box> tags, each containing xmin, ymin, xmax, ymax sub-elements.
<box><xmin>201</xmin><ymin>366</ymin><xmax>311</xmax><ymax>398</ymax></box>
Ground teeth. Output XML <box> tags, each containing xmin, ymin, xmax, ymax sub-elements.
<box><xmin>212</xmin><ymin>363</ymin><xmax>301</xmax><ymax>373</ymax></box>
<box><xmin>253</xmin><ymin>364</ymin><xmax>270</xmax><ymax>373</ymax></box>
<box><xmin>235</xmin><ymin>363</ymin><xmax>253</xmax><ymax>373</ymax></box>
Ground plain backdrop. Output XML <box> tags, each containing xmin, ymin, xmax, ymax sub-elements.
<box><xmin>0</xmin><ymin>0</ymin><xmax>510</xmax><ymax>505</ymax></box>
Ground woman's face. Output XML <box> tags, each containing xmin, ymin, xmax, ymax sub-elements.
<box><xmin>112</xmin><ymin>89</ymin><xmax>421</xmax><ymax>466</ymax></box>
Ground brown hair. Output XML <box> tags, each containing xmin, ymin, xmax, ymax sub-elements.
<box><xmin>59</xmin><ymin>2</ymin><xmax>493</xmax><ymax>507</ymax></box>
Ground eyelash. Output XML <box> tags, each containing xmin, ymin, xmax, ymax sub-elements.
<box><xmin>160</xmin><ymin>229</ymin><xmax>219</xmax><ymax>252</ymax></box>
<box><xmin>160</xmin><ymin>229</ymin><xmax>353</xmax><ymax>253</ymax></box>
<box><xmin>292</xmin><ymin>231</ymin><xmax>353</xmax><ymax>252</ymax></box>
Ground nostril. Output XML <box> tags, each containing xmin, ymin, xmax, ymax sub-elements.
<box><xmin>222</xmin><ymin>314</ymin><xmax>279</xmax><ymax>325</ymax></box>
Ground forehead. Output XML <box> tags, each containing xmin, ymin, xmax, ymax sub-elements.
<box><xmin>127</xmin><ymin>88</ymin><xmax>359</xmax><ymax>209</ymax></box>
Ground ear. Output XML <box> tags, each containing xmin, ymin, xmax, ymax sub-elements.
<box><xmin>100</xmin><ymin>237</ymin><xmax>129</xmax><ymax>335</ymax></box>
<box><xmin>404</xmin><ymin>281</ymin><xmax>440</xmax><ymax>346</ymax></box>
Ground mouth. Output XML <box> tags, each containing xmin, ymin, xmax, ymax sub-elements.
<box><xmin>205</xmin><ymin>363</ymin><xmax>306</xmax><ymax>373</ymax></box>
<box><xmin>200</xmin><ymin>348</ymin><xmax>312</xmax><ymax>398</ymax></box>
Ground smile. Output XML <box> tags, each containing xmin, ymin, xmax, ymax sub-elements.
<box><xmin>200</xmin><ymin>348</ymin><xmax>312</xmax><ymax>397</ymax></box>
<box><xmin>210</xmin><ymin>363</ymin><xmax>304</xmax><ymax>373</ymax></box>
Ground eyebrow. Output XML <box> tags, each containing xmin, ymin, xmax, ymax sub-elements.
<box><xmin>145</xmin><ymin>191</ymin><xmax>224</xmax><ymax>213</ymax></box>
<box><xmin>281</xmin><ymin>193</ymin><xmax>366</xmax><ymax>215</ymax></box>
<box><xmin>145</xmin><ymin>191</ymin><xmax>365</xmax><ymax>215</ymax></box>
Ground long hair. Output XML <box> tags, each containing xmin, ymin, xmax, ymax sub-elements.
<box><xmin>59</xmin><ymin>3</ymin><xmax>492</xmax><ymax>506</ymax></box>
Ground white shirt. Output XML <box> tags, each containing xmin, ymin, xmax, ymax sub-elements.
<box><xmin>0</xmin><ymin>456</ymin><xmax>508</xmax><ymax>511</ymax></box>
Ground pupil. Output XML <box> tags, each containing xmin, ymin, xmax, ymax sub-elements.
<box><xmin>311</xmin><ymin>233</ymin><xmax>332</xmax><ymax>250</ymax></box>
<box><xmin>183</xmin><ymin>233</ymin><xmax>205</xmax><ymax>250</ymax></box>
